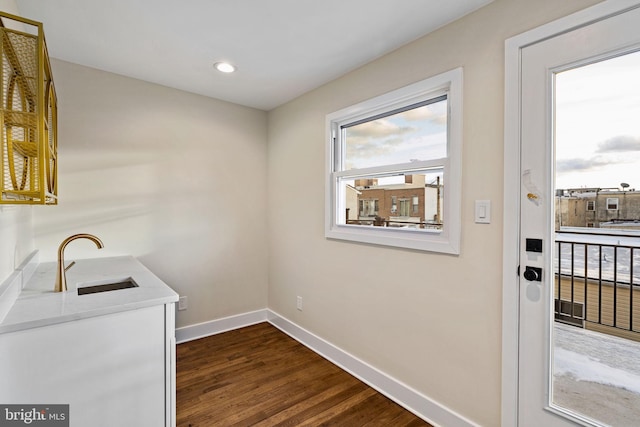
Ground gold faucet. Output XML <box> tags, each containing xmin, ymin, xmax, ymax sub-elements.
<box><xmin>54</xmin><ymin>234</ymin><xmax>104</xmax><ymax>292</ymax></box>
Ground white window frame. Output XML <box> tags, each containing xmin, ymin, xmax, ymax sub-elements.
<box><xmin>325</xmin><ymin>68</ymin><xmax>462</xmax><ymax>254</ymax></box>
<box><xmin>586</xmin><ymin>200</ymin><xmax>595</xmax><ymax>211</ymax></box>
<box><xmin>606</xmin><ymin>197</ymin><xmax>619</xmax><ymax>211</ymax></box>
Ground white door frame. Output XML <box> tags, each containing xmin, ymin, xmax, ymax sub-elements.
<box><xmin>502</xmin><ymin>1</ymin><xmax>640</xmax><ymax>425</ymax></box>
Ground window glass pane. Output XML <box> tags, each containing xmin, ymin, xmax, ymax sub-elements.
<box><xmin>399</xmin><ymin>199</ymin><xmax>410</xmax><ymax>216</ymax></box>
<box><xmin>343</xmin><ymin>99</ymin><xmax>447</xmax><ymax>170</ymax></box>
<box><xmin>339</xmin><ymin>169</ymin><xmax>443</xmax><ymax>231</ymax></box>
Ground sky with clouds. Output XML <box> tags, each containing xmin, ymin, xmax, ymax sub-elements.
<box><xmin>344</xmin><ymin>99</ymin><xmax>447</xmax><ymax>170</ymax></box>
<box><xmin>555</xmin><ymin>50</ymin><xmax>640</xmax><ymax>190</ymax></box>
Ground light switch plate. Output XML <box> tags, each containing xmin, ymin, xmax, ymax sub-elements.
<box><xmin>475</xmin><ymin>200</ymin><xmax>491</xmax><ymax>224</ymax></box>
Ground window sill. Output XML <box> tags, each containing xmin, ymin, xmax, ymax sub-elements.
<box><xmin>326</xmin><ymin>224</ymin><xmax>459</xmax><ymax>254</ymax></box>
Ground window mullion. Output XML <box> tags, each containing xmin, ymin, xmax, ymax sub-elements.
<box><xmin>335</xmin><ymin>159</ymin><xmax>447</xmax><ymax>179</ymax></box>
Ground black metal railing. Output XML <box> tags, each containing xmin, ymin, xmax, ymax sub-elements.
<box><xmin>555</xmin><ymin>235</ymin><xmax>640</xmax><ymax>335</ymax></box>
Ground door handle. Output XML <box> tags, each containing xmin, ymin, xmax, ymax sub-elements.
<box><xmin>523</xmin><ymin>266</ymin><xmax>542</xmax><ymax>282</ymax></box>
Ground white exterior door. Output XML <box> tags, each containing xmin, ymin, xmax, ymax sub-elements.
<box><xmin>504</xmin><ymin>2</ymin><xmax>640</xmax><ymax>426</ymax></box>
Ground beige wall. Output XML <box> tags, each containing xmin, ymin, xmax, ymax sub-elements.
<box><xmin>0</xmin><ymin>0</ymin><xmax>35</xmax><ymax>284</ymax></box>
<box><xmin>32</xmin><ymin>60</ymin><xmax>269</xmax><ymax>328</ymax></box>
<box><xmin>267</xmin><ymin>0</ymin><xmax>600</xmax><ymax>425</ymax></box>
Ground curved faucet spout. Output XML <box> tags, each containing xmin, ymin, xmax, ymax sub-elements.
<box><xmin>54</xmin><ymin>234</ymin><xmax>104</xmax><ymax>292</ymax></box>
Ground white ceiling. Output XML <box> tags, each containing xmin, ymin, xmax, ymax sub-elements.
<box><xmin>15</xmin><ymin>0</ymin><xmax>492</xmax><ymax>111</ymax></box>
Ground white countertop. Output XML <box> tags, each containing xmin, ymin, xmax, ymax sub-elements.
<box><xmin>0</xmin><ymin>256</ymin><xmax>178</xmax><ymax>334</ymax></box>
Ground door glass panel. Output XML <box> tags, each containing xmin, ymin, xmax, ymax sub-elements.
<box><xmin>553</xmin><ymin>50</ymin><xmax>640</xmax><ymax>426</ymax></box>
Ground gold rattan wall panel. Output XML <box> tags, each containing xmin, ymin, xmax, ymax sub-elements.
<box><xmin>0</xmin><ymin>12</ymin><xmax>56</xmax><ymax>204</ymax></box>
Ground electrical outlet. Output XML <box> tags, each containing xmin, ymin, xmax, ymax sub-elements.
<box><xmin>296</xmin><ymin>296</ymin><xmax>303</xmax><ymax>311</ymax></box>
<box><xmin>178</xmin><ymin>296</ymin><xmax>188</xmax><ymax>311</ymax></box>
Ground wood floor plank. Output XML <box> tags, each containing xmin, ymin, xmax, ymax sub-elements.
<box><xmin>295</xmin><ymin>387</ymin><xmax>380</xmax><ymax>426</ymax></box>
<box><xmin>176</xmin><ymin>322</ymin><xmax>432</xmax><ymax>426</ymax></box>
<box><xmin>250</xmin><ymin>380</ymin><xmax>365</xmax><ymax>427</ymax></box>
<box><xmin>226</xmin><ymin>369</ymin><xmax>355</xmax><ymax>425</ymax></box>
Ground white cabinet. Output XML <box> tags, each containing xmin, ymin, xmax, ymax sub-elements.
<box><xmin>0</xmin><ymin>303</ymin><xmax>176</xmax><ymax>427</ymax></box>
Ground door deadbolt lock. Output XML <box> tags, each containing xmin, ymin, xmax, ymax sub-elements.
<box><xmin>523</xmin><ymin>266</ymin><xmax>542</xmax><ymax>282</ymax></box>
<box><xmin>526</xmin><ymin>238</ymin><xmax>543</xmax><ymax>253</ymax></box>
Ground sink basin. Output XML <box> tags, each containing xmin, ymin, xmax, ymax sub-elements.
<box><xmin>77</xmin><ymin>278</ymin><xmax>138</xmax><ymax>295</ymax></box>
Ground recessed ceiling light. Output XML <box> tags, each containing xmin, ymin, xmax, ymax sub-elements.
<box><xmin>213</xmin><ymin>62</ymin><xmax>236</xmax><ymax>73</ymax></box>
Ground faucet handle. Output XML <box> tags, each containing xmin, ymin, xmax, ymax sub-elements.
<box><xmin>64</xmin><ymin>260</ymin><xmax>76</xmax><ymax>272</ymax></box>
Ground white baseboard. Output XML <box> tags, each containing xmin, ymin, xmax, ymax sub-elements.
<box><xmin>175</xmin><ymin>308</ymin><xmax>479</xmax><ymax>427</ymax></box>
<box><xmin>175</xmin><ymin>309</ymin><xmax>268</xmax><ymax>343</ymax></box>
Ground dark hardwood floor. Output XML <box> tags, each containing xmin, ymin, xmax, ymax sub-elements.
<box><xmin>176</xmin><ymin>322</ymin><xmax>432</xmax><ymax>426</ymax></box>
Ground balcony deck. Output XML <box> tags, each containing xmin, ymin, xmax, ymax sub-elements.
<box><xmin>554</xmin><ymin>322</ymin><xmax>640</xmax><ymax>426</ymax></box>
